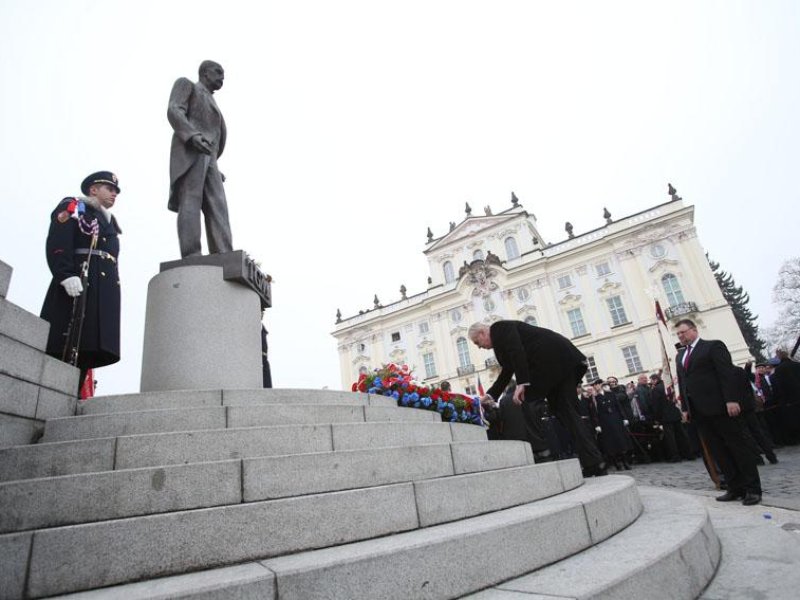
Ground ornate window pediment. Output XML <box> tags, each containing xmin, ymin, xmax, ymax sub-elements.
<box><xmin>648</xmin><ymin>258</ymin><xmax>680</xmax><ymax>273</ymax></box>
<box><xmin>449</xmin><ymin>325</ymin><xmax>468</xmax><ymax>336</ymax></box>
<box><xmin>558</xmin><ymin>293</ymin><xmax>582</xmax><ymax>307</ymax></box>
<box><xmin>389</xmin><ymin>348</ymin><xmax>406</xmax><ymax>362</ymax></box>
<box><xmin>351</xmin><ymin>353</ymin><xmax>370</xmax><ymax>365</ymax></box>
<box><xmin>596</xmin><ymin>281</ymin><xmax>622</xmax><ymax>296</ymax></box>
<box><xmin>416</xmin><ymin>338</ymin><xmax>436</xmax><ymax>350</ymax></box>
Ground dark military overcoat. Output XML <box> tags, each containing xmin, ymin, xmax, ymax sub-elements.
<box><xmin>40</xmin><ymin>197</ymin><xmax>121</xmax><ymax>369</ymax></box>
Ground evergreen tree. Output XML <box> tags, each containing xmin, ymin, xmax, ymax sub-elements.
<box><xmin>707</xmin><ymin>256</ymin><xmax>767</xmax><ymax>362</ymax></box>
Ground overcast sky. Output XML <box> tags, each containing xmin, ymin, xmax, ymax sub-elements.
<box><xmin>1</xmin><ymin>0</ymin><xmax>797</xmax><ymax>395</ymax></box>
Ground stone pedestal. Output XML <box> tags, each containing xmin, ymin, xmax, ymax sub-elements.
<box><xmin>140</xmin><ymin>266</ymin><xmax>262</xmax><ymax>392</ymax></box>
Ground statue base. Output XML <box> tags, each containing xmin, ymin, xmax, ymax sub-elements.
<box><xmin>140</xmin><ymin>260</ymin><xmax>263</xmax><ymax>392</ymax></box>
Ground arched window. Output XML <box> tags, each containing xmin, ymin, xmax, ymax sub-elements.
<box><xmin>472</xmin><ymin>249</ymin><xmax>484</xmax><ymax>261</ymax></box>
<box><xmin>662</xmin><ymin>273</ymin><xmax>685</xmax><ymax>307</ymax></box>
<box><xmin>524</xmin><ymin>315</ymin><xmax>538</xmax><ymax>326</ymax></box>
<box><xmin>504</xmin><ymin>237</ymin><xmax>520</xmax><ymax>260</ymax></box>
<box><xmin>443</xmin><ymin>261</ymin><xmax>455</xmax><ymax>283</ymax></box>
<box><xmin>456</xmin><ymin>337</ymin><xmax>471</xmax><ymax>367</ymax></box>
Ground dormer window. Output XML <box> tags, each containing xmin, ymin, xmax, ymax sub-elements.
<box><xmin>504</xmin><ymin>237</ymin><xmax>520</xmax><ymax>260</ymax></box>
<box><xmin>443</xmin><ymin>261</ymin><xmax>455</xmax><ymax>283</ymax></box>
<box><xmin>473</xmin><ymin>249</ymin><xmax>484</xmax><ymax>261</ymax></box>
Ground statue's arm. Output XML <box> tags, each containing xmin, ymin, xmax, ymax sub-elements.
<box><xmin>167</xmin><ymin>78</ymin><xmax>200</xmax><ymax>144</ymax></box>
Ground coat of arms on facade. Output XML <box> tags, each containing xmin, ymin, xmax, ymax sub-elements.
<box><xmin>459</xmin><ymin>254</ymin><xmax>502</xmax><ymax>298</ymax></box>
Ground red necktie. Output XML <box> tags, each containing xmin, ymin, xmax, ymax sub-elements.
<box><xmin>683</xmin><ymin>345</ymin><xmax>692</xmax><ymax>370</ymax></box>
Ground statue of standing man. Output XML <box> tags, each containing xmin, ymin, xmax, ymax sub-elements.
<box><xmin>167</xmin><ymin>60</ymin><xmax>233</xmax><ymax>257</ymax></box>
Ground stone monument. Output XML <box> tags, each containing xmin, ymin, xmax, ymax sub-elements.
<box><xmin>139</xmin><ymin>62</ymin><xmax>272</xmax><ymax>393</ymax></box>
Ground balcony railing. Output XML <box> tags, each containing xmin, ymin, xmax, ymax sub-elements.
<box><xmin>665</xmin><ymin>301</ymin><xmax>699</xmax><ymax>319</ymax></box>
<box><xmin>457</xmin><ymin>364</ymin><xmax>475</xmax><ymax>376</ymax></box>
<box><xmin>485</xmin><ymin>357</ymin><xmax>499</xmax><ymax>368</ymax></box>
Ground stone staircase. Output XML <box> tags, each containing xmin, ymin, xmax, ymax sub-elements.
<box><xmin>0</xmin><ymin>259</ymin><xmax>721</xmax><ymax>599</ymax></box>
<box><xmin>0</xmin><ymin>260</ymin><xmax>80</xmax><ymax>449</ymax></box>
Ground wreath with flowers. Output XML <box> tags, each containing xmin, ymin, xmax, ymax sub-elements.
<box><xmin>351</xmin><ymin>363</ymin><xmax>484</xmax><ymax>426</ymax></box>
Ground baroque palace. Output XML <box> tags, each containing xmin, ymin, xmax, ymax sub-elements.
<box><xmin>332</xmin><ymin>189</ymin><xmax>750</xmax><ymax>394</ymax></box>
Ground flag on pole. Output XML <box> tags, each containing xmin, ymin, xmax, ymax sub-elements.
<box><xmin>654</xmin><ymin>300</ymin><xmax>676</xmax><ymax>396</ymax></box>
<box><xmin>477</xmin><ymin>374</ymin><xmax>485</xmax><ymax>397</ymax></box>
<box><xmin>80</xmin><ymin>369</ymin><xmax>95</xmax><ymax>400</ymax></box>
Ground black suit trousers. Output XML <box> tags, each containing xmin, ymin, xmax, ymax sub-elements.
<box><xmin>522</xmin><ymin>375</ymin><xmax>604</xmax><ymax>469</ymax></box>
<box><xmin>694</xmin><ymin>413</ymin><xmax>761</xmax><ymax>495</ymax></box>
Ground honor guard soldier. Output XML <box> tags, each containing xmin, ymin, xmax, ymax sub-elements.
<box><xmin>40</xmin><ymin>171</ymin><xmax>123</xmax><ymax>389</ymax></box>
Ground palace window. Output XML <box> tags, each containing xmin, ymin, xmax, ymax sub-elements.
<box><xmin>524</xmin><ymin>315</ymin><xmax>538</xmax><ymax>326</ymax></box>
<box><xmin>516</xmin><ymin>287</ymin><xmax>530</xmax><ymax>302</ymax></box>
<box><xmin>483</xmin><ymin>297</ymin><xmax>495</xmax><ymax>312</ymax></box>
<box><xmin>557</xmin><ymin>274</ymin><xmax>573</xmax><ymax>289</ymax></box>
<box><xmin>567</xmin><ymin>308</ymin><xmax>588</xmax><ymax>337</ymax></box>
<box><xmin>606</xmin><ymin>295</ymin><xmax>629</xmax><ymax>327</ymax></box>
<box><xmin>621</xmin><ymin>345</ymin><xmax>643</xmax><ymax>374</ymax></box>
<box><xmin>418</xmin><ymin>321</ymin><xmax>430</xmax><ymax>335</ymax></box>
<box><xmin>595</xmin><ymin>261</ymin><xmax>611</xmax><ymax>276</ymax></box>
<box><xmin>504</xmin><ymin>237</ymin><xmax>520</xmax><ymax>260</ymax></box>
<box><xmin>585</xmin><ymin>356</ymin><xmax>600</xmax><ymax>382</ymax></box>
<box><xmin>450</xmin><ymin>308</ymin><xmax>462</xmax><ymax>323</ymax></box>
<box><xmin>662</xmin><ymin>273</ymin><xmax>686</xmax><ymax>307</ymax></box>
<box><xmin>422</xmin><ymin>352</ymin><xmax>437</xmax><ymax>378</ymax></box>
<box><xmin>650</xmin><ymin>243</ymin><xmax>667</xmax><ymax>259</ymax></box>
<box><xmin>390</xmin><ymin>332</ymin><xmax>401</xmax><ymax>342</ymax></box>
<box><xmin>456</xmin><ymin>337</ymin><xmax>471</xmax><ymax>368</ymax></box>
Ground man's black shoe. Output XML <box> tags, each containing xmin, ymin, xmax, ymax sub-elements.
<box><xmin>582</xmin><ymin>462</ymin><xmax>608</xmax><ymax>478</ymax></box>
<box><xmin>716</xmin><ymin>491</ymin><xmax>743</xmax><ymax>502</ymax></box>
<box><xmin>742</xmin><ymin>492</ymin><xmax>762</xmax><ymax>506</ymax></box>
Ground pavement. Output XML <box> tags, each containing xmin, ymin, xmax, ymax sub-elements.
<box><xmin>622</xmin><ymin>443</ymin><xmax>800</xmax><ymax>511</ymax></box>
<box><xmin>623</xmin><ymin>445</ymin><xmax>800</xmax><ymax>599</ymax></box>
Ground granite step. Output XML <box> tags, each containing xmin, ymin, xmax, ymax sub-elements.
<box><xmin>464</xmin><ymin>486</ymin><xmax>720</xmax><ymax>600</ymax></box>
<box><xmin>6</xmin><ymin>472</ymin><xmax>634</xmax><ymax>599</ymax></box>
<box><xmin>77</xmin><ymin>388</ymin><xmax>395</xmax><ymax>416</ymax></box>
<box><xmin>38</xmin><ymin>475</ymin><xmax>641</xmax><ymax>600</ymax></box>
<box><xmin>114</xmin><ymin>420</ymin><xmax>487</xmax><ymax>470</ymax></box>
<box><xmin>0</xmin><ymin>421</ymin><xmax>488</xmax><ymax>482</ymax></box>
<box><xmin>43</xmin><ymin>402</ymin><xmax>441</xmax><ymax>442</ymax></box>
<box><xmin>0</xmin><ymin>440</ymin><xmax>537</xmax><ymax>534</ymax></box>
<box><xmin>0</xmin><ymin>259</ymin><xmax>11</xmax><ymax>298</ymax></box>
<box><xmin>0</xmin><ymin>296</ymin><xmax>49</xmax><ymax>352</ymax></box>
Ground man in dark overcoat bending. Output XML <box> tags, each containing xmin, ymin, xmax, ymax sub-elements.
<box><xmin>469</xmin><ymin>320</ymin><xmax>606</xmax><ymax>476</ymax></box>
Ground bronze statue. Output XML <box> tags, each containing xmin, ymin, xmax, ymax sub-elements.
<box><xmin>167</xmin><ymin>60</ymin><xmax>233</xmax><ymax>257</ymax></box>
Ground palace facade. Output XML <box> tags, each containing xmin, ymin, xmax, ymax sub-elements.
<box><xmin>332</xmin><ymin>192</ymin><xmax>750</xmax><ymax>394</ymax></box>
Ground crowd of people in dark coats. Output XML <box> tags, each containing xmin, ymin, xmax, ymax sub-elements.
<box><xmin>485</xmin><ymin>349</ymin><xmax>800</xmax><ymax>473</ymax></box>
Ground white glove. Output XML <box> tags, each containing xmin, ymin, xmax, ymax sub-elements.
<box><xmin>623</xmin><ymin>419</ymin><xmax>629</xmax><ymax>426</ymax></box>
<box><xmin>595</xmin><ymin>426</ymin><xmax>602</xmax><ymax>433</ymax></box>
<box><xmin>60</xmin><ymin>276</ymin><xmax>83</xmax><ymax>297</ymax></box>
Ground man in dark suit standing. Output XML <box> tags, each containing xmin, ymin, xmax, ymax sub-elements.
<box><xmin>469</xmin><ymin>320</ymin><xmax>606</xmax><ymax>476</ymax></box>
<box><xmin>674</xmin><ymin>319</ymin><xmax>761</xmax><ymax>505</ymax></box>
<box><xmin>168</xmin><ymin>60</ymin><xmax>233</xmax><ymax>258</ymax></box>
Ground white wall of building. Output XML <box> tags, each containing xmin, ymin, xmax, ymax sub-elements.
<box><xmin>333</xmin><ymin>198</ymin><xmax>751</xmax><ymax>394</ymax></box>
